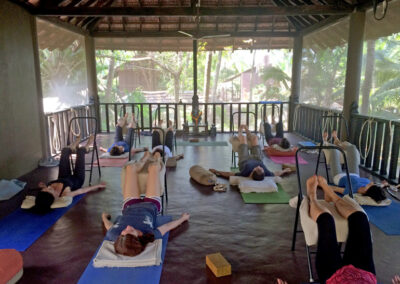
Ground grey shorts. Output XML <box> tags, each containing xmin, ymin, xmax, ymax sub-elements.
<box><xmin>237</xmin><ymin>144</ymin><xmax>262</xmax><ymax>171</ymax></box>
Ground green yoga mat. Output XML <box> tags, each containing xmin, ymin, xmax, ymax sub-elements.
<box><xmin>230</xmin><ymin>167</ymin><xmax>239</xmax><ymax>173</ymax></box>
<box><xmin>240</xmin><ymin>184</ymin><xmax>290</xmax><ymax>204</ymax></box>
<box><xmin>177</xmin><ymin>141</ymin><xmax>228</xmax><ymax>147</ymax></box>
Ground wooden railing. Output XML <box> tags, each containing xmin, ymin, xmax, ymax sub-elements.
<box><xmin>45</xmin><ymin>104</ymin><xmax>97</xmax><ymax>156</ymax></box>
<box><xmin>293</xmin><ymin>103</ymin><xmax>400</xmax><ymax>184</ymax></box>
<box><xmin>350</xmin><ymin>113</ymin><xmax>400</xmax><ymax>184</ymax></box>
<box><xmin>99</xmin><ymin>102</ymin><xmax>290</xmax><ymax>134</ymax></box>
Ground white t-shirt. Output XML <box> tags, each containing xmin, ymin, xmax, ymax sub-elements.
<box><xmin>152</xmin><ymin>145</ymin><xmax>172</xmax><ymax>158</ymax></box>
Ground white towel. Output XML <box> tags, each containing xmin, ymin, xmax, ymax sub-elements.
<box><xmin>93</xmin><ymin>239</ymin><xmax>163</xmax><ymax>268</ymax></box>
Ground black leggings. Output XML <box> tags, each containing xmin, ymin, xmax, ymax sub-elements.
<box><xmin>58</xmin><ymin>147</ymin><xmax>86</xmax><ymax>189</ymax></box>
<box><xmin>152</xmin><ymin>130</ymin><xmax>173</xmax><ymax>150</ymax></box>
<box><xmin>264</xmin><ymin>122</ymin><xmax>284</xmax><ymax>142</ymax></box>
<box><xmin>316</xmin><ymin>212</ymin><xmax>375</xmax><ymax>283</ymax></box>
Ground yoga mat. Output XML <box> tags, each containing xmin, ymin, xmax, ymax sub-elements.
<box><xmin>362</xmin><ymin>200</ymin><xmax>400</xmax><ymax>235</ymax></box>
<box><xmin>78</xmin><ymin>215</ymin><xmax>172</xmax><ymax>284</ymax></box>
<box><xmin>241</xmin><ymin>184</ymin><xmax>291</xmax><ymax>204</ymax></box>
<box><xmin>230</xmin><ymin>167</ymin><xmax>239</xmax><ymax>173</ymax></box>
<box><xmin>298</xmin><ymin>141</ymin><xmax>316</xmax><ymax>147</ymax></box>
<box><xmin>269</xmin><ymin>155</ymin><xmax>308</xmax><ymax>165</ymax></box>
<box><xmin>176</xmin><ymin>141</ymin><xmax>228</xmax><ymax>147</ymax></box>
<box><xmin>94</xmin><ymin>158</ymin><xmax>128</xmax><ymax>167</ymax></box>
<box><xmin>0</xmin><ymin>195</ymin><xmax>84</xmax><ymax>251</ymax></box>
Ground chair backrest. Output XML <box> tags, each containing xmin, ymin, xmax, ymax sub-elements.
<box><xmin>67</xmin><ymin>116</ymin><xmax>98</xmax><ymax>146</ymax></box>
<box><xmin>153</xmin><ymin>106</ymin><xmax>177</xmax><ymax>129</ymax></box>
<box><xmin>258</xmin><ymin>101</ymin><xmax>284</xmax><ymax>124</ymax></box>
<box><xmin>295</xmin><ymin>145</ymin><xmax>354</xmax><ymax>206</ymax></box>
<box><xmin>320</xmin><ymin>114</ymin><xmax>349</xmax><ymax>143</ymax></box>
<box><xmin>230</xmin><ymin>111</ymin><xmax>257</xmax><ymax>134</ymax></box>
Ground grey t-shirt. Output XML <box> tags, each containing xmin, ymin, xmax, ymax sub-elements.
<box><xmin>105</xmin><ymin>202</ymin><xmax>162</xmax><ymax>241</ymax></box>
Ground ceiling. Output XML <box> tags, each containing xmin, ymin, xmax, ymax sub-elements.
<box><xmin>10</xmin><ymin>0</ymin><xmax>369</xmax><ymax>51</ymax></box>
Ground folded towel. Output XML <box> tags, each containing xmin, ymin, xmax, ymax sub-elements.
<box><xmin>0</xmin><ymin>179</ymin><xmax>26</xmax><ymax>201</ymax></box>
<box><xmin>229</xmin><ymin>176</ymin><xmax>279</xmax><ymax>193</ymax></box>
<box><xmin>93</xmin><ymin>239</ymin><xmax>163</xmax><ymax>268</ymax></box>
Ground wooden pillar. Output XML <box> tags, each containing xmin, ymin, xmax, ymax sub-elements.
<box><xmin>85</xmin><ymin>36</ymin><xmax>101</xmax><ymax>132</ymax></box>
<box><xmin>288</xmin><ymin>35</ymin><xmax>303</xmax><ymax>132</ymax></box>
<box><xmin>31</xmin><ymin>16</ymin><xmax>54</xmax><ymax>165</ymax></box>
<box><xmin>342</xmin><ymin>11</ymin><xmax>365</xmax><ymax>140</ymax></box>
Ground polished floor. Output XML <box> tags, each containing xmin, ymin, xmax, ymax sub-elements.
<box><xmin>1</xmin><ymin>133</ymin><xmax>399</xmax><ymax>284</ymax></box>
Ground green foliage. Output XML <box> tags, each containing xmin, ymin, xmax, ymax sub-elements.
<box><xmin>361</xmin><ymin>32</ymin><xmax>400</xmax><ymax>119</ymax></box>
<box><xmin>40</xmin><ymin>44</ymin><xmax>86</xmax><ymax>96</ymax></box>
<box><xmin>300</xmin><ymin>45</ymin><xmax>348</xmax><ymax>108</ymax></box>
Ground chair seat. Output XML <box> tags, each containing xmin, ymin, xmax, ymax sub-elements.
<box><xmin>0</xmin><ymin>249</ymin><xmax>23</xmax><ymax>284</ymax></box>
<box><xmin>299</xmin><ymin>196</ymin><xmax>364</xmax><ymax>246</ymax></box>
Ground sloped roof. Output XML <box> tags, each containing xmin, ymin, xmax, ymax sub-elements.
<box><xmin>10</xmin><ymin>0</ymin><xmax>370</xmax><ymax>51</ymax></box>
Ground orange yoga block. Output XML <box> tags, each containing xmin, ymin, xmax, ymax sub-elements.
<box><xmin>0</xmin><ymin>249</ymin><xmax>23</xmax><ymax>284</ymax></box>
<box><xmin>206</xmin><ymin>253</ymin><xmax>231</xmax><ymax>277</ymax></box>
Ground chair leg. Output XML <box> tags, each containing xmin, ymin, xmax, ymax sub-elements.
<box><xmin>94</xmin><ymin>143</ymin><xmax>101</xmax><ymax>178</ymax></box>
<box><xmin>305</xmin><ymin>245</ymin><xmax>315</xmax><ymax>283</ymax></box>
<box><xmin>89</xmin><ymin>143</ymin><xmax>95</xmax><ymax>186</ymax></box>
<box><xmin>291</xmin><ymin>194</ymin><xmax>301</xmax><ymax>251</ymax></box>
<box><xmin>164</xmin><ymin>172</ymin><xmax>168</xmax><ymax>202</ymax></box>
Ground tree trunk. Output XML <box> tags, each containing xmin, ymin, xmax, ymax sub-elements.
<box><xmin>105</xmin><ymin>56</ymin><xmax>115</xmax><ymax>103</ymax></box>
<box><xmin>212</xmin><ymin>51</ymin><xmax>222</xmax><ymax>102</ymax></box>
<box><xmin>204</xmin><ymin>52</ymin><xmax>213</xmax><ymax>103</ymax></box>
<box><xmin>361</xmin><ymin>40</ymin><xmax>375</xmax><ymax>115</ymax></box>
<box><xmin>173</xmin><ymin>74</ymin><xmax>180</xmax><ymax>103</ymax></box>
<box><xmin>249</xmin><ymin>50</ymin><xmax>257</xmax><ymax>102</ymax></box>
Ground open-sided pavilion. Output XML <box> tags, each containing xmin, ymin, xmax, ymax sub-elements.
<box><xmin>1</xmin><ymin>0</ymin><xmax>399</xmax><ymax>283</ymax></box>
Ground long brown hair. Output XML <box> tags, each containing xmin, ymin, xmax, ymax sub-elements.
<box><xmin>114</xmin><ymin>233</ymin><xmax>155</xmax><ymax>257</ymax></box>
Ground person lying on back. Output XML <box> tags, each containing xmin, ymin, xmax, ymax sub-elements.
<box><xmin>210</xmin><ymin>125</ymin><xmax>292</xmax><ymax>180</ymax></box>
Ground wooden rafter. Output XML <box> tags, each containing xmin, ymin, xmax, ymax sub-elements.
<box><xmin>31</xmin><ymin>6</ymin><xmax>353</xmax><ymax>17</ymax></box>
<box><xmin>92</xmin><ymin>30</ymin><xmax>298</xmax><ymax>37</ymax></box>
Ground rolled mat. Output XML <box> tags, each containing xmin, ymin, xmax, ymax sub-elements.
<box><xmin>0</xmin><ymin>195</ymin><xmax>84</xmax><ymax>251</ymax></box>
<box><xmin>362</xmin><ymin>200</ymin><xmax>400</xmax><ymax>235</ymax></box>
<box><xmin>269</xmin><ymin>155</ymin><xmax>308</xmax><ymax>165</ymax></box>
<box><xmin>93</xmin><ymin>158</ymin><xmax>128</xmax><ymax>167</ymax></box>
<box><xmin>78</xmin><ymin>215</ymin><xmax>172</xmax><ymax>284</ymax></box>
<box><xmin>240</xmin><ymin>184</ymin><xmax>291</xmax><ymax>204</ymax></box>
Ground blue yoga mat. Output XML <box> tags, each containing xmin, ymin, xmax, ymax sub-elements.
<box><xmin>79</xmin><ymin>215</ymin><xmax>172</xmax><ymax>284</ymax></box>
<box><xmin>0</xmin><ymin>194</ymin><xmax>84</xmax><ymax>251</ymax></box>
<box><xmin>363</xmin><ymin>200</ymin><xmax>400</xmax><ymax>235</ymax></box>
<box><xmin>298</xmin><ymin>141</ymin><xmax>316</xmax><ymax>147</ymax></box>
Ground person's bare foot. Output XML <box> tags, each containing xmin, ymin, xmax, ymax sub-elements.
<box><xmin>84</xmin><ymin>135</ymin><xmax>95</xmax><ymax>153</ymax></box>
<box><xmin>175</xmin><ymin>153</ymin><xmax>184</xmax><ymax>160</ymax></box>
<box><xmin>117</xmin><ymin>113</ymin><xmax>129</xmax><ymax>128</ymax></box>
<box><xmin>69</xmin><ymin>135</ymin><xmax>81</xmax><ymax>152</ymax></box>
<box><xmin>306</xmin><ymin>175</ymin><xmax>318</xmax><ymax>201</ymax></box>
<box><xmin>317</xmin><ymin>176</ymin><xmax>339</xmax><ymax>203</ymax></box>
<box><xmin>322</xmin><ymin>131</ymin><xmax>328</xmax><ymax>142</ymax></box>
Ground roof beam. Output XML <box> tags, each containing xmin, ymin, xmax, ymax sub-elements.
<box><xmin>92</xmin><ymin>30</ymin><xmax>298</xmax><ymax>37</ymax></box>
<box><xmin>33</xmin><ymin>6</ymin><xmax>353</xmax><ymax>17</ymax></box>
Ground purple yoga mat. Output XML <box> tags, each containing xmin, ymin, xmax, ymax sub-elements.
<box><xmin>269</xmin><ymin>155</ymin><xmax>308</xmax><ymax>165</ymax></box>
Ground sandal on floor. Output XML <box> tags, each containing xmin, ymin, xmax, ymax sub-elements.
<box><xmin>213</xmin><ymin>184</ymin><xmax>227</xmax><ymax>192</ymax></box>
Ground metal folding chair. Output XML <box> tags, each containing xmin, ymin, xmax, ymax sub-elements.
<box><xmin>230</xmin><ymin>110</ymin><xmax>257</xmax><ymax>168</ymax></box>
<box><xmin>153</xmin><ymin>106</ymin><xmax>177</xmax><ymax>153</ymax></box>
<box><xmin>291</xmin><ymin>145</ymin><xmax>354</xmax><ymax>282</ymax></box>
<box><xmin>151</xmin><ymin>127</ymin><xmax>169</xmax><ymax>207</ymax></box>
<box><xmin>67</xmin><ymin>116</ymin><xmax>101</xmax><ymax>186</ymax></box>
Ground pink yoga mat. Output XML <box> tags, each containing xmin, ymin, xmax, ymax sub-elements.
<box><xmin>94</xmin><ymin>158</ymin><xmax>128</xmax><ymax>167</ymax></box>
<box><xmin>269</xmin><ymin>155</ymin><xmax>308</xmax><ymax>165</ymax></box>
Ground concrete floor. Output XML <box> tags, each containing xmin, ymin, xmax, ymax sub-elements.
<box><xmin>1</xmin><ymin>133</ymin><xmax>399</xmax><ymax>283</ymax></box>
